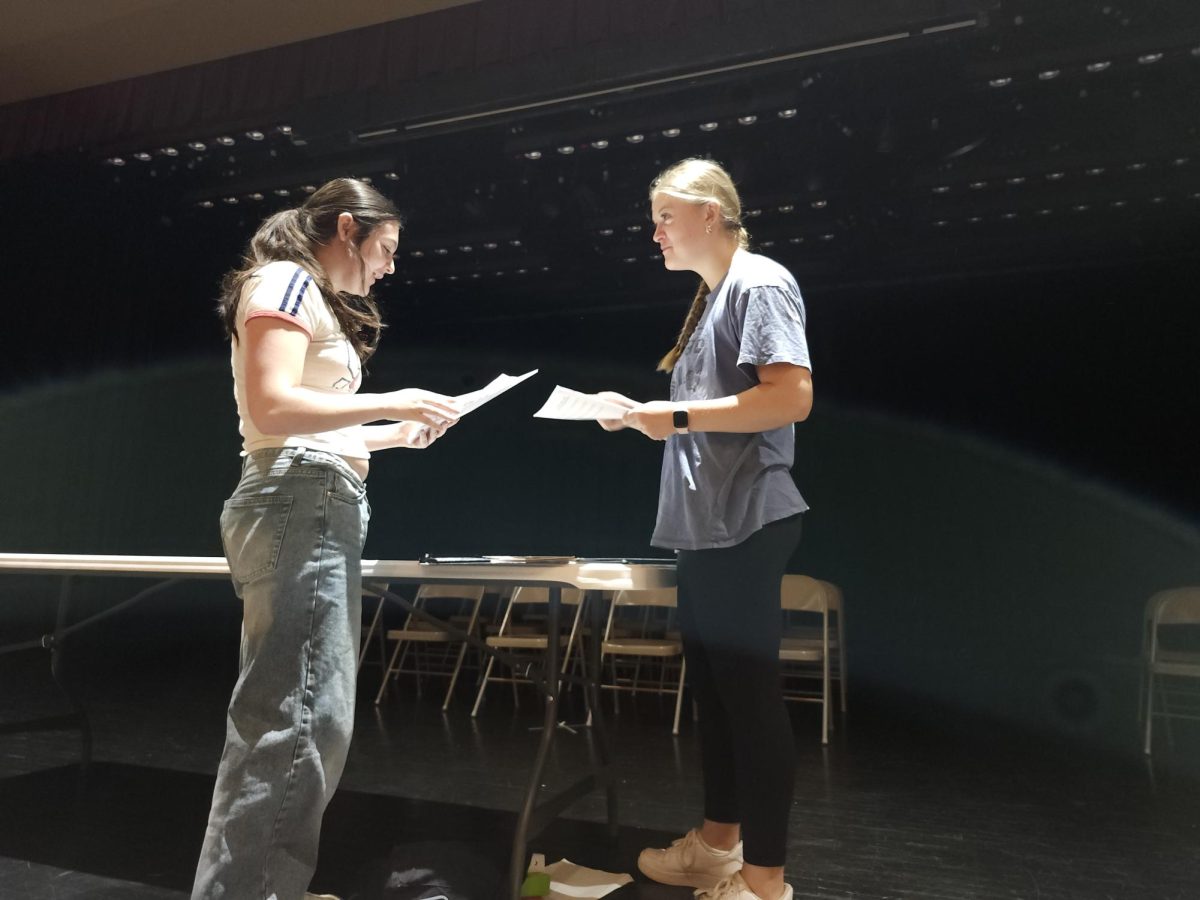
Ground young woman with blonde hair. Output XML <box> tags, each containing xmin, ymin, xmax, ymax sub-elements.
<box><xmin>599</xmin><ymin>158</ymin><xmax>813</xmax><ymax>900</ymax></box>
<box><xmin>192</xmin><ymin>177</ymin><xmax>461</xmax><ymax>900</ymax></box>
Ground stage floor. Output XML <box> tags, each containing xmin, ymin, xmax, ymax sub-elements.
<box><xmin>1</xmin><ymin>631</ymin><xmax>1198</xmax><ymax>899</ymax></box>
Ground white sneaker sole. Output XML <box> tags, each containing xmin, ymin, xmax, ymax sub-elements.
<box><xmin>636</xmin><ymin>854</ymin><xmax>731</xmax><ymax>890</ymax></box>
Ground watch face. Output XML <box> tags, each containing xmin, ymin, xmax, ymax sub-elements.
<box><xmin>673</xmin><ymin>409</ymin><xmax>688</xmax><ymax>429</ymax></box>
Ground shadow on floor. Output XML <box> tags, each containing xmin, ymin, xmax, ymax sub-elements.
<box><xmin>0</xmin><ymin>762</ymin><xmax>689</xmax><ymax>899</ymax></box>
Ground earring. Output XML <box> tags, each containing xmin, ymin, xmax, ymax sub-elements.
<box><xmin>706</xmin><ymin>224</ymin><xmax>712</xmax><ymax>234</ymax></box>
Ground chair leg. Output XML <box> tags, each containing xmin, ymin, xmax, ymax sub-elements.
<box><xmin>837</xmin><ymin>609</ymin><xmax>848</xmax><ymax>713</ymax></box>
<box><xmin>442</xmin><ymin>642</ymin><xmax>470</xmax><ymax>711</ymax></box>
<box><xmin>472</xmin><ymin>655</ymin><xmax>496</xmax><ymax>717</ymax></box>
<box><xmin>672</xmin><ymin>659</ymin><xmax>686</xmax><ymax>735</ymax></box>
<box><xmin>374</xmin><ymin>638</ymin><xmax>405</xmax><ymax>706</ymax></box>
<box><xmin>1142</xmin><ymin>669</ymin><xmax>1155</xmax><ymax>755</ymax></box>
<box><xmin>358</xmin><ymin>594</ymin><xmax>386</xmax><ymax>669</ymax></box>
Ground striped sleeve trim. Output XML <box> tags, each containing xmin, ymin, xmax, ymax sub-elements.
<box><xmin>278</xmin><ymin>266</ymin><xmax>314</xmax><ymax>316</ymax></box>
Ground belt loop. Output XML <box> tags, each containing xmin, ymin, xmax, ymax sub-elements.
<box><xmin>292</xmin><ymin>446</ymin><xmax>308</xmax><ymax>465</ymax></box>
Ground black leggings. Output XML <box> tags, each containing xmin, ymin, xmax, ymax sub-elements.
<box><xmin>675</xmin><ymin>513</ymin><xmax>803</xmax><ymax>868</ymax></box>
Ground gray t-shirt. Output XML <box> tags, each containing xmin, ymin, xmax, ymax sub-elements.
<box><xmin>651</xmin><ymin>248</ymin><xmax>811</xmax><ymax>550</ymax></box>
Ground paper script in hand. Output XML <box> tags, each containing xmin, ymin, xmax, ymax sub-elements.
<box><xmin>453</xmin><ymin>369</ymin><xmax>539</xmax><ymax>415</ymax></box>
<box><xmin>533</xmin><ymin>386</ymin><xmax>630</xmax><ymax>421</ymax></box>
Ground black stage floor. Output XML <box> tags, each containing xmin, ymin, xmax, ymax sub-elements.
<box><xmin>1</xmin><ymin>635</ymin><xmax>1198</xmax><ymax>900</ymax></box>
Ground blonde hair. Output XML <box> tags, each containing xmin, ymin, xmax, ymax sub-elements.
<box><xmin>651</xmin><ymin>158</ymin><xmax>750</xmax><ymax>372</ymax></box>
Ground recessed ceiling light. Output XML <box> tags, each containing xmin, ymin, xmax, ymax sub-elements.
<box><xmin>245</xmin><ymin>130</ymin><xmax>265</xmax><ymax>141</ymax></box>
<box><xmin>217</xmin><ymin>136</ymin><xmax>235</xmax><ymax>146</ymax></box>
<box><xmin>557</xmin><ymin>145</ymin><xmax>575</xmax><ymax>155</ymax></box>
<box><xmin>590</xmin><ymin>140</ymin><xmax>609</xmax><ymax>150</ymax></box>
<box><xmin>699</xmin><ymin>122</ymin><xmax>719</xmax><ymax>132</ymax></box>
<box><xmin>1138</xmin><ymin>52</ymin><xmax>1164</xmax><ymax>65</ymax></box>
<box><xmin>133</xmin><ymin>151</ymin><xmax>152</xmax><ymax>161</ymax></box>
<box><xmin>1086</xmin><ymin>61</ymin><xmax>1111</xmax><ymax>73</ymax></box>
<box><xmin>626</xmin><ymin>133</ymin><xmax>645</xmax><ymax>143</ymax></box>
<box><xmin>187</xmin><ymin>141</ymin><xmax>206</xmax><ymax>152</ymax></box>
<box><xmin>1038</xmin><ymin>69</ymin><xmax>1061</xmax><ymax>81</ymax></box>
<box><xmin>778</xmin><ymin>108</ymin><xmax>797</xmax><ymax>119</ymax></box>
<box><xmin>1006</xmin><ymin>176</ymin><xmax>1026</xmax><ymax>185</ymax></box>
<box><xmin>989</xmin><ymin>77</ymin><xmax>1012</xmax><ymax>88</ymax></box>
<box><xmin>737</xmin><ymin>115</ymin><xmax>758</xmax><ymax>125</ymax></box>
<box><xmin>523</xmin><ymin>150</ymin><xmax>542</xmax><ymax>160</ymax></box>
<box><xmin>661</xmin><ymin>128</ymin><xmax>681</xmax><ymax>138</ymax></box>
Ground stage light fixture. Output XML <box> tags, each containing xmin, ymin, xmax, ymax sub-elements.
<box><xmin>246</xmin><ymin>131</ymin><xmax>265</xmax><ymax>141</ymax></box>
<box><xmin>1036</xmin><ymin>208</ymin><xmax>1052</xmax><ymax>216</ymax></box>
<box><xmin>1072</xmin><ymin>204</ymin><xmax>1090</xmax><ymax>211</ymax></box>
<box><xmin>820</xmin><ymin>233</ymin><xmax>835</xmax><ymax>240</ymax></box>
<box><xmin>777</xmin><ymin>205</ymin><xmax>794</xmax><ymax>213</ymax></box>
<box><xmin>223</xmin><ymin>197</ymin><xmax>238</xmax><ymax>205</ymax></box>
<box><xmin>1127</xmin><ymin>162</ymin><xmax>1146</xmax><ymax>171</ymax></box>
<box><xmin>459</xmin><ymin>245</ymin><xmax>473</xmax><ymax>252</ymax></box>
<box><xmin>623</xmin><ymin>257</ymin><xmax>637</xmax><ymax>263</ymax></box>
<box><xmin>698</xmin><ymin>122</ymin><xmax>719</xmax><ymax>132</ymax></box>
<box><xmin>598</xmin><ymin>228</ymin><xmax>614</xmax><ymax>236</ymax></box>
<box><xmin>933</xmin><ymin>220</ymin><xmax>949</xmax><ymax>227</ymax></box>
<box><xmin>197</xmin><ymin>200</ymin><xmax>214</xmax><ymax>208</ymax></box>
<box><xmin>590</xmin><ymin>140</ymin><xmax>609</xmax><ymax>149</ymax></box>
<box><xmin>434</xmin><ymin>248</ymin><xmax>449</xmax><ymax>255</ymax></box>
<box><xmin>932</xmin><ymin>185</ymin><xmax>950</xmax><ymax>194</ymax></box>
<box><xmin>187</xmin><ymin>141</ymin><xmax>206</xmax><ymax>152</ymax></box>
<box><xmin>302</xmin><ymin>185</ymin><xmax>316</xmax><ymax>192</ymax></box>
<box><xmin>108</xmin><ymin>157</ymin><xmax>126</xmax><ymax>166</ymax></box>
<box><xmin>1086</xmin><ymin>61</ymin><xmax>1111</xmax><ymax>73</ymax></box>
<box><xmin>1173</xmin><ymin>158</ymin><xmax>1190</xmax><ymax>166</ymax></box>
<box><xmin>133</xmin><ymin>152</ymin><xmax>152</xmax><ymax>161</ymax></box>
<box><xmin>1038</xmin><ymin>70</ymin><xmax>1061</xmax><ymax>81</ymax></box>
<box><xmin>524</xmin><ymin>150</ymin><xmax>542</xmax><ymax>160</ymax></box>
<box><xmin>661</xmin><ymin>128</ymin><xmax>681</xmax><ymax>138</ymax></box>
<box><xmin>1006</xmin><ymin>176</ymin><xmax>1026</xmax><ymax>185</ymax></box>
<box><xmin>626</xmin><ymin>133</ymin><xmax>645</xmax><ymax>143</ymax></box>
<box><xmin>557</xmin><ymin>145</ymin><xmax>575</xmax><ymax>154</ymax></box>
<box><xmin>738</xmin><ymin>115</ymin><xmax>758</xmax><ymax>125</ymax></box>
<box><xmin>274</xmin><ymin>188</ymin><xmax>290</xmax><ymax>196</ymax></box>
<box><xmin>385</xmin><ymin>172</ymin><xmax>399</xmax><ymax>180</ymax></box>
<box><xmin>1086</xmin><ymin>167</ymin><xmax>1105</xmax><ymax>176</ymax></box>
<box><xmin>969</xmin><ymin>181</ymin><xmax>987</xmax><ymax>189</ymax></box>
<box><xmin>789</xmin><ymin>236</ymin><xmax>804</xmax><ymax>243</ymax></box>
<box><xmin>410</xmin><ymin>250</ymin><xmax>424</xmax><ymax>258</ymax></box>
<box><xmin>509</xmin><ymin>239</ymin><xmax>522</xmax><ymax>247</ymax></box>
<box><xmin>483</xmin><ymin>241</ymin><xmax>498</xmax><ymax>249</ymax></box>
<box><xmin>1138</xmin><ymin>53</ymin><xmax>1164</xmax><ymax>65</ymax></box>
<box><xmin>627</xmin><ymin>225</ymin><xmax>642</xmax><ymax>232</ymax></box>
<box><xmin>1046</xmin><ymin>172</ymin><xmax>1065</xmax><ymax>180</ymax></box>
<box><xmin>810</xmin><ymin>200</ymin><xmax>827</xmax><ymax>209</ymax></box>
<box><xmin>217</xmin><ymin>136</ymin><xmax>235</xmax><ymax>146</ymax></box>
<box><xmin>247</xmin><ymin>193</ymin><xmax>264</xmax><ymax>201</ymax></box>
<box><xmin>1150</xmin><ymin>196</ymin><xmax>1165</xmax><ymax>204</ymax></box>
<box><xmin>1001</xmin><ymin>212</ymin><xmax>1017</xmax><ymax>220</ymax></box>
<box><xmin>778</xmin><ymin>109</ymin><xmax>797</xmax><ymax>119</ymax></box>
<box><xmin>988</xmin><ymin>77</ymin><xmax>1012</xmax><ymax>88</ymax></box>
<box><xmin>278</xmin><ymin>125</ymin><xmax>293</xmax><ymax>135</ymax></box>
<box><xmin>967</xmin><ymin>216</ymin><xmax>983</xmax><ymax>224</ymax></box>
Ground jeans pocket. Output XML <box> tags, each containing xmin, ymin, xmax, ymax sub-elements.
<box><xmin>328</xmin><ymin>469</ymin><xmax>367</xmax><ymax>506</ymax></box>
<box><xmin>220</xmin><ymin>493</ymin><xmax>294</xmax><ymax>585</ymax></box>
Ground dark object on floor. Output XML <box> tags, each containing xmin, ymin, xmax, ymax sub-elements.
<box><xmin>371</xmin><ymin>840</ymin><xmax>503</xmax><ymax>900</ymax></box>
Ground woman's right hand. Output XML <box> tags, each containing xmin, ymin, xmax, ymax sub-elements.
<box><xmin>382</xmin><ymin>389</ymin><xmax>462</xmax><ymax>427</ymax></box>
<box><xmin>596</xmin><ymin>391</ymin><xmax>638</xmax><ymax>432</ymax></box>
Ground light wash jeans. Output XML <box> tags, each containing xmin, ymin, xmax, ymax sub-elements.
<box><xmin>193</xmin><ymin>447</ymin><xmax>370</xmax><ymax>900</ymax></box>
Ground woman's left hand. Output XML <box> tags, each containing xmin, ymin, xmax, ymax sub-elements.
<box><xmin>623</xmin><ymin>401</ymin><xmax>678</xmax><ymax>441</ymax></box>
<box><xmin>399</xmin><ymin>419</ymin><xmax>452</xmax><ymax>449</ymax></box>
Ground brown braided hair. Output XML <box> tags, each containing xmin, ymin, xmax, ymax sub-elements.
<box><xmin>217</xmin><ymin>177</ymin><xmax>401</xmax><ymax>363</ymax></box>
<box><xmin>651</xmin><ymin>159</ymin><xmax>750</xmax><ymax>372</ymax></box>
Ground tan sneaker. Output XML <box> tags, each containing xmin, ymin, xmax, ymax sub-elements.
<box><xmin>637</xmin><ymin>828</ymin><xmax>744</xmax><ymax>889</ymax></box>
<box><xmin>695</xmin><ymin>872</ymin><xmax>794</xmax><ymax>900</ymax></box>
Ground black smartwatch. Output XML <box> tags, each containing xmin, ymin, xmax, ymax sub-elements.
<box><xmin>672</xmin><ymin>408</ymin><xmax>690</xmax><ymax>434</ymax></box>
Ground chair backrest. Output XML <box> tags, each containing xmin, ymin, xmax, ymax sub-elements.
<box><xmin>612</xmin><ymin>588</ymin><xmax>677</xmax><ymax>608</ymax></box>
<box><xmin>415</xmin><ymin>583</ymin><xmax>486</xmax><ymax>602</ymax></box>
<box><xmin>509</xmin><ymin>585</ymin><xmax>583</xmax><ymax>606</ymax></box>
<box><xmin>817</xmin><ymin>580</ymin><xmax>843</xmax><ymax>613</ymax></box>
<box><xmin>1148</xmin><ymin>587</ymin><xmax>1200</xmax><ymax>626</ymax></box>
<box><xmin>780</xmin><ymin>574</ymin><xmax>829</xmax><ymax>612</ymax></box>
